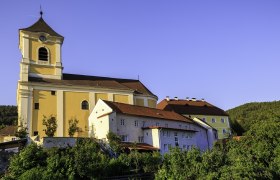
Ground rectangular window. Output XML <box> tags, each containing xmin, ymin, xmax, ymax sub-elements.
<box><xmin>138</xmin><ymin>136</ymin><xmax>144</xmax><ymax>143</ymax></box>
<box><xmin>51</xmin><ymin>91</ymin><xmax>56</xmax><ymax>95</ymax></box>
<box><xmin>223</xmin><ymin>129</ymin><xmax>227</xmax><ymax>134</ymax></box>
<box><xmin>121</xmin><ymin>135</ymin><xmax>128</xmax><ymax>142</ymax></box>
<box><xmin>175</xmin><ymin>137</ymin><xmax>179</xmax><ymax>146</ymax></box>
<box><xmin>174</xmin><ymin>132</ymin><xmax>178</xmax><ymax>137</ymax></box>
<box><xmin>179</xmin><ymin>124</ymin><xmax>182</xmax><ymax>128</ymax></box>
<box><xmin>135</xmin><ymin>120</ymin><xmax>138</xmax><ymax>127</ymax></box>
<box><xmin>156</xmin><ymin>122</ymin><xmax>159</xmax><ymax>126</ymax></box>
<box><xmin>165</xmin><ymin>123</ymin><xmax>168</xmax><ymax>128</ymax></box>
<box><xmin>34</xmin><ymin>103</ymin><xmax>39</xmax><ymax>110</ymax></box>
<box><xmin>183</xmin><ymin>145</ymin><xmax>186</xmax><ymax>149</ymax></box>
<box><xmin>164</xmin><ymin>144</ymin><xmax>167</xmax><ymax>150</ymax></box>
<box><xmin>168</xmin><ymin>144</ymin><xmax>172</xmax><ymax>149</ymax></box>
<box><xmin>142</xmin><ymin>121</ymin><xmax>146</xmax><ymax>127</ymax></box>
<box><xmin>121</xmin><ymin>119</ymin><xmax>125</xmax><ymax>126</ymax></box>
<box><xmin>211</xmin><ymin>118</ymin><xmax>216</xmax><ymax>123</ymax></box>
<box><xmin>221</xmin><ymin>118</ymin><xmax>225</xmax><ymax>123</ymax></box>
<box><xmin>202</xmin><ymin>118</ymin><xmax>206</xmax><ymax>122</ymax></box>
<box><xmin>167</xmin><ymin>131</ymin><xmax>170</xmax><ymax>137</ymax></box>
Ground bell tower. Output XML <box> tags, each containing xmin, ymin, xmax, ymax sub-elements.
<box><xmin>17</xmin><ymin>12</ymin><xmax>64</xmax><ymax>135</ymax></box>
<box><xmin>18</xmin><ymin>12</ymin><xmax>64</xmax><ymax>81</ymax></box>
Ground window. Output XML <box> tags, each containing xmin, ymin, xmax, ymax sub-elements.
<box><xmin>223</xmin><ymin>129</ymin><xmax>227</xmax><ymax>134</ymax></box>
<box><xmin>165</xmin><ymin>123</ymin><xmax>168</xmax><ymax>128</ymax></box>
<box><xmin>120</xmin><ymin>135</ymin><xmax>128</xmax><ymax>142</ymax></box>
<box><xmin>34</xmin><ymin>103</ymin><xmax>39</xmax><ymax>110</ymax></box>
<box><xmin>179</xmin><ymin>124</ymin><xmax>182</xmax><ymax>128</ymax></box>
<box><xmin>183</xmin><ymin>145</ymin><xmax>186</xmax><ymax>149</ymax></box>
<box><xmin>211</xmin><ymin>118</ymin><xmax>216</xmax><ymax>123</ymax></box>
<box><xmin>175</xmin><ymin>137</ymin><xmax>179</xmax><ymax>146</ymax></box>
<box><xmin>142</xmin><ymin>121</ymin><xmax>146</xmax><ymax>127</ymax></box>
<box><xmin>51</xmin><ymin>91</ymin><xmax>56</xmax><ymax>95</ymax></box>
<box><xmin>138</xmin><ymin>136</ymin><xmax>144</xmax><ymax>143</ymax></box>
<box><xmin>168</xmin><ymin>144</ymin><xmax>172</xmax><ymax>149</ymax></box>
<box><xmin>33</xmin><ymin>131</ymin><xmax>38</xmax><ymax>136</ymax></box>
<box><xmin>156</xmin><ymin>122</ymin><xmax>159</xmax><ymax>126</ymax></box>
<box><xmin>81</xmin><ymin>100</ymin><xmax>89</xmax><ymax>110</ymax></box>
<box><xmin>121</xmin><ymin>119</ymin><xmax>125</xmax><ymax>126</ymax></box>
<box><xmin>167</xmin><ymin>131</ymin><xmax>170</xmax><ymax>137</ymax></box>
<box><xmin>164</xmin><ymin>144</ymin><xmax>168</xmax><ymax>150</ymax></box>
<box><xmin>174</xmin><ymin>132</ymin><xmax>178</xmax><ymax>137</ymax></box>
<box><xmin>135</xmin><ymin>120</ymin><xmax>139</xmax><ymax>127</ymax></box>
<box><xmin>221</xmin><ymin>118</ymin><xmax>225</xmax><ymax>123</ymax></box>
<box><xmin>38</xmin><ymin>47</ymin><xmax>48</xmax><ymax>61</ymax></box>
<box><xmin>202</xmin><ymin>118</ymin><xmax>206</xmax><ymax>122</ymax></box>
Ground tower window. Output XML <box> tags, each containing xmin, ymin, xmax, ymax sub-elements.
<box><xmin>81</xmin><ymin>100</ymin><xmax>89</xmax><ymax>110</ymax></box>
<box><xmin>51</xmin><ymin>91</ymin><xmax>56</xmax><ymax>95</ymax></box>
<box><xmin>38</xmin><ymin>47</ymin><xmax>48</xmax><ymax>61</ymax></box>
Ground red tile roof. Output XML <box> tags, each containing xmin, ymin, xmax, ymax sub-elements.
<box><xmin>28</xmin><ymin>73</ymin><xmax>157</xmax><ymax>98</ymax></box>
<box><xmin>142</xmin><ymin>126</ymin><xmax>198</xmax><ymax>132</ymax></box>
<box><xmin>157</xmin><ymin>99</ymin><xmax>228</xmax><ymax>116</ymax></box>
<box><xmin>103</xmin><ymin>100</ymin><xmax>193</xmax><ymax>123</ymax></box>
<box><xmin>121</xmin><ymin>142</ymin><xmax>159</xmax><ymax>151</ymax></box>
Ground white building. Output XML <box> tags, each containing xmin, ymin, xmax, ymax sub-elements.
<box><xmin>89</xmin><ymin>100</ymin><xmax>217</xmax><ymax>154</ymax></box>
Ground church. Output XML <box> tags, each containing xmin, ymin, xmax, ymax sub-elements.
<box><xmin>17</xmin><ymin>13</ymin><xmax>158</xmax><ymax>138</ymax></box>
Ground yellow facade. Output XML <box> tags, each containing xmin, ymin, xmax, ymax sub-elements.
<box><xmin>63</xmin><ymin>91</ymin><xmax>89</xmax><ymax>137</ymax></box>
<box><xmin>95</xmin><ymin>93</ymin><xmax>108</xmax><ymax>103</ymax></box>
<box><xmin>135</xmin><ymin>98</ymin><xmax>144</xmax><ymax>106</ymax></box>
<box><xmin>148</xmin><ymin>99</ymin><xmax>157</xmax><ymax>108</ymax></box>
<box><xmin>29</xmin><ymin>65</ymin><xmax>55</xmax><ymax>75</ymax></box>
<box><xmin>30</xmin><ymin>39</ymin><xmax>56</xmax><ymax>64</ymax></box>
<box><xmin>113</xmin><ymin>94</ymin><xmax>129</xmax><ymax>104</ymax></box>
<box><xmin>32</xmin><ymin>90</ymin><xmax>57</xmax><ymax>137</ymax></box>
<box><xmin>190</xmin><ymin>115</ymin><xmax>230</xmax><ymax>139</ymax></box>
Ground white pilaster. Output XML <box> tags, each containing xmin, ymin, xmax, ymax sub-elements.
<box><xmin>57</xmin><ymin>90</ymin><xmax>64</xmax><ymax>136</ymax></box>
<box><xmin>89</xmin><ymin>92</ymin><xmax>96</xmax><ymax>112</ymax></box>
<box><xmin>108</xmin><ymin>93</ymin><xmax>114</xmax><ymax>101</ymax></box>
<box><xmin>128</xmin><ymin>94</ymin><xmax>134</xmax><ymax>105</ymax></box>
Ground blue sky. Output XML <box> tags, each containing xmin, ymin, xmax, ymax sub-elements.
<box><xmin>1</xmin><ymin>0</ymin><xmax>280</xmax><ymax>110</ymax></box>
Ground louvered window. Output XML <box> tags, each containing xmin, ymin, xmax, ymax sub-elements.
<box><xmin>38</xmin><ymin>47</ymin><xmax>48</xmax><ymax>61</ymax></box>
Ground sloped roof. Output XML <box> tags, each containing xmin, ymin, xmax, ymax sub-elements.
<box><xmin>20</xmin><ymin>17</ymin><xmax>63</xmax><ymax>38</ymax></box>
<box><xmin>157</xmin><ymin>99</ymin><xmax>228</xmax><ymax>116</ymax></box>
<box><xmin>28</xmin><ymin>73</ymin><xmax>157</xmax><ymax>97</ymax></box>
<box><xmin>121</xmin><ymin>142</ymin><xmax>159</xmax><ymax>151</ymax></box>
<box><xmin>103</xmin><ymin>100</ymin><xmax>193</xmax><ymax>123</ymax></box>
<box><xmin>0</xmin><ymin>126</ymin><xmax>17</xmax><ymax>136</ymax></box>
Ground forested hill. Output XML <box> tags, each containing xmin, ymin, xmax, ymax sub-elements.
<box><xmin>227</xmin><ymin>101</ymin><xmax>280</xmax><ymax>135</ymax></box>
<box><xmin>0</xmin><ymin>106</ymin><xmax>17</xmax><ymax>128</ymax></box>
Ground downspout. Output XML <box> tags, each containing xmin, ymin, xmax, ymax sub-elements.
<box><xmin>206</xmin><ymin>129</ymin><xmax>210</xmax><ymax>150</ymax></box>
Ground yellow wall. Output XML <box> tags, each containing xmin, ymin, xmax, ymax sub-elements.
<box><xmin>113</xmin><ymin>94</ymin><xmax>128</xmax><ymax>104</ymax></box>
<box><xmin>95</xmin><ymin>93</ymin><xmax>108</xmax><ymax>104</ymax></box>
<box><xmin>30</xmin><ymin>39</ymin><xmax>56</xmax><ymax>64</ymax></box>
<box><xmin>148</xmin><ymin>99</ymin><xmax>157</xmax><ymax>108</ymax></box>
<box><xmin>29</xmin><ymin>65</ymin><xmax>55</xmax><ymax>75</ymax></box>
<box><xmin>135</xmin><ymin>98</ymin><xmax>144</xmax><ymax>106</ymax></box>
<box><xmin>64</xmin><ymin>91</ymin><xmax>89</xmax><ymax>137</ymax></box>
<box><xmin>190</xmin><ymin>115</ymin><xmax>230</xmax><ymax>139</ymax></box>
<box><xmin>32</xmin><ymin>90</ymin><xmax>57</xmax><ymax>137</ymax></box>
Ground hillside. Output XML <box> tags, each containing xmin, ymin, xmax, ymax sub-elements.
<box><xmin>227</xmin><ymin>101</ymin><xmax>280</xmax><ymax>135</ymax></box>
<box><xmin>0</xmin><ymin>106</ymin><xmax>17</xmax><ymax>128</ymax></box>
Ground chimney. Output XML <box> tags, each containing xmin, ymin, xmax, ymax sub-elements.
<box><xmin>174</xmin><ymin>97</ymin><xmax>178</xmax><ymax>100</ymax></box>
<box><xmin>166</xmin><ymin>96</ymin><xmax>170</xmax><ymax>101</ymax></box>
<box><xmin>191</xmin><ymin>98</ymin><xmax>196</xmax><ymax>101</ymax></box>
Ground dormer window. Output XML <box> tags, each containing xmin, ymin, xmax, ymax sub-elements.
<box><xmin>38</xmin><ymin>47</ymin><xmax>48</xmax><ymax>61</ymax></box>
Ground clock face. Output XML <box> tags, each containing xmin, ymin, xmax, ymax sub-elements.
<box><xmin>39</xmin><ymin>35</ymin><xmax>46</xmax><ymax>42</ymax></box>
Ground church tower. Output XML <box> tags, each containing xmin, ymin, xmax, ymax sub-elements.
<box><xmin>18</xmin><ymin>12</ymin><xmax>64</xmax><ymax>81</ymax></box>
<box><xmin>17</xmin><ymin>12</ymin><xmax>64</xmax><ymax>134</ymax></box>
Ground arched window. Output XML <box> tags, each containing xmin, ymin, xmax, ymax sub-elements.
<box><xmin>81</xmin><ymin>100</ymin><xmax>89</xmax><ymax>110</ymax></box>
<box><xmin>38</xmin><ymin>47</ymin><xmax>48</xmax><ymax>61</ymax></box>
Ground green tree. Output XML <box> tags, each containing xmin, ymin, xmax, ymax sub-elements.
<box><xmin>42</xmin><ymin>115</ymin><xmax>57</xmax><ymax>137</ymax></box>
<box><xmin>106</xmin><ymin>131</ymin><xmax>122</xmax><ymax>154</ymax></box>
<box><xmin>68</xmin><ymin>118</ymin><xmax>79</xmax><ymax>137</ymax></box>
<box><xmin>6</xmin><ymin>143</ymin><xmax>47</xmax><ymax>179</ymax></box>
